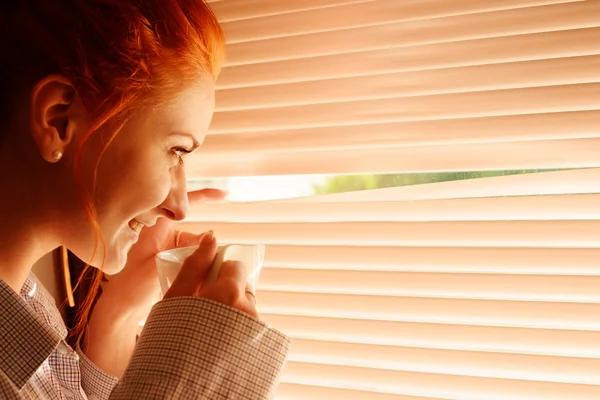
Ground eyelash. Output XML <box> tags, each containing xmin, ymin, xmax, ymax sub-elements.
<box><xmin>172</xmin><ymin>147</ymin><xmax>192</xmax><ymax>165</ymax></box>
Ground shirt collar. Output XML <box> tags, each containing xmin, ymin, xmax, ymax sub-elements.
<box><xmin>20</xmin><ymin>273</ymin><xmax>69</xmax><ymax>339</ymax></box>
<box><xmin>0</xmin><ymin>278</ymin><xmax>62</xmax><ymax>389</ymax></box>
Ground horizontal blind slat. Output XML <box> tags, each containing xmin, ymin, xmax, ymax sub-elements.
<box><xmin>190</xmin><ymin>138</ymin><xmax>600</xmax><ymax>177</ymax></box>
<box><xmin>209</xmin><ymin>83</ymin><xmax>600</xmax><ymax>132</ymax></box>
<box><xmin>258</xmin><ymin>269</ymin><xmax>600</xmax><ymax>302</ymax></box>
<box><xmin>211</xmin><ymin>0</ymin><xmax>373</xmax><ymax>23</ymax></box>
<box><xmin>260</xmin><ymin>245</ymin><xmax>600</xmax><ymax>274</ymax></box>
<box><xmin>282</xmin><ymin>361</ymin><xmax>600</xmax><ymax>399</ymax></box>
<box><xmin>224</xmin><ymin>1</ymin><xmax>600</xmax><ymax>65</ymax></box>
<box><xmin>221</xmin><ymin>0</ymin><xmax>576</xmax><ymax>43</ymax></box>
<box><xmin>188</xmin><ymin>194</ymin><xmax>600</xmax><ymax>222</ymax></box>
<box><xmin>215</xmin><ymin>55</ymin><xmax>600</xmax><ymax>111</ymax></box>
<box><xmin>277</xmin><ymin>382</ymin><xmax>438</xmax><ymax>400</ymax></box>
<box><xmin>288</xmin><ymin>339</ymin><xmax>600</xmax><ymax>384</ymax></box>
<box><xmin>218</xmin><ymin>27</ymin><xmax>600</xmax><ymax>88</ymax></box>
<box><xmin>203</xmin><ymin>111</ymin><xmax>600</xmax><ymax>154</ymax></box>
<box><xmin>263</xmin><ymin>314</ymin><xmax>600</xmax><ymax>357</ymax></box>
<box><xmin>256</xmin><ymin>291</ymin><xmax>600</xmax><ymax>329</ymax></box>
<box><xmin>180</xmin><ymin>220</ymin><xmax>600</xmax><ymax>247</ymax></box>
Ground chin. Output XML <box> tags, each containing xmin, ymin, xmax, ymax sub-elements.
<box><xmin>67</xmin><ymin>224</ymin><xmax>133</xmax><ymax>274</ymax></box>
<box><xmin>99</xmin><ymin>247</ymin><xmax>130</xmax><ymax>275</ymax></box>
<box><xmin>75</xmin><ymin>244</ymin><xmax>129</xmax><ymax>275</ymax></box>
<box><xmin>66</xmin><ymin>251</ymin><xmax>123</xmax><ymax>277</ymax></box>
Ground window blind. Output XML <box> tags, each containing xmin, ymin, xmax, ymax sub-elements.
<box><xmin>184</xmin><ymin>1</ymin><xmax>600</xmax><ymax>398</ymax></box>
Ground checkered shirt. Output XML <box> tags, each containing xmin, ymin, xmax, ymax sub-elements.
<box><xmin>0</xmin><ymin>273</ymin><xmax>290</xmax><ymax>399</ymax></box>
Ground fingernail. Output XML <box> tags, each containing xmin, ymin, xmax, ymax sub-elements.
<box><xmin>200</xmin><ymin>230</ymin><xmax>214</xmax><ymax>245</ymax></box>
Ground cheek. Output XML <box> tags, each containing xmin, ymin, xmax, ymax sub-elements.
<box><xmin>94</xmin><ymin>148</ymin><xmax>173</xmax><ymax>221</ymax></box>
<box><xmin>137</xmin><ymin>168</ymin><xmax>173</xmax><ymax>209</ymax></box>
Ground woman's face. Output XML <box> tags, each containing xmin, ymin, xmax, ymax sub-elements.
<box><xmin>69</xmin><ymin>82</ymin><xmax>215</xmax><ymax>273</ymax></box>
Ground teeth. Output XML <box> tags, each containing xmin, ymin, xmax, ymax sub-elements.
<box><xmin>129</xmin><ymin>220</ymin><xmax>144</xmax><ymax>234</ymax></box>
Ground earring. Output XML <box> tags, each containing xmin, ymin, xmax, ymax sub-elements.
<box><xmin>52</xmin><ymin>150</ymin><xmax>63</xmax><ymax>160</ymax></box>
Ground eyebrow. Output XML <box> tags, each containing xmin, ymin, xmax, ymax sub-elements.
<box><xmin>170</xmin><ymin>131</ymin><xmax>202</xmax><ymax>151</ymax></box>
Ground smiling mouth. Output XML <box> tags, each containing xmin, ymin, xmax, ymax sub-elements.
<box><xmin>128</xmin><ymin>219</ymin><xmax>144</xmax><ymax>234</ymax></box>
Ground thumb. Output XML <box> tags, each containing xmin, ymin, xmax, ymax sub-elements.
<box><xmin>163</xmin><ymin>231</ymin><xmax>217</xmax><ymax>298</ymax></box>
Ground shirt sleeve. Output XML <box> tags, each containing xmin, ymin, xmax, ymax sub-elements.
<box><xmin>76</xmin><ymin>342</ymin><xmax>119</xmax><ymax>400</ymax></box>
<box><xmin>109</xmin><ymin>297</ymin><xmax>291</xmax><ymax>400</ymax></box>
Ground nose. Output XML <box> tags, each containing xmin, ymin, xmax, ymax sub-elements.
<box><xmin>159</xmin><ymin>165</ymin><xmax>189</xmax><ymax>221</ymax></box>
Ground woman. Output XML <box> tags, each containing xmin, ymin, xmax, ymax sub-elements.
<box><xmin>0</xmin><ymin>0</ymin><xmax>290</xmax><ymax>399</ymax></box>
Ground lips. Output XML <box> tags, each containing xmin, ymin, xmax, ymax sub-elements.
<box><xmin>129</xmin><ymin>219</ymin><xmax>144</xmax><ymax>234</ymax></box>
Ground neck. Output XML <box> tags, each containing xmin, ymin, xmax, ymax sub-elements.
<box><xmin>0</xmin><ymin>144</ymin><xmax>61</xmax><ymax>293</ymax></box>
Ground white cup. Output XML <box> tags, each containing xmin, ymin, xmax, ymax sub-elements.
<box><xmin>155</xmin><ymin>244</ymin><xmax>266</xmax><ymax>296</ymax></box>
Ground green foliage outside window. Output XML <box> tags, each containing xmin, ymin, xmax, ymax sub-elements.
<box><xmin>313</xmin><ymin>170</ymin><xmax>553</xmax><ymax>195</ymax></box>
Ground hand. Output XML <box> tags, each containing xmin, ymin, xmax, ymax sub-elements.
<box><xmin>94</xmin><ymin>188</ymin><xmax>228</xmax><ymax>324</ymax></box>
<box><xmin>83</xmin><ymin>188</ymin><xmax>227</xmax><ymax>378</ymax></box>
<box><xmin>164</xmin><ymin>231</ymin><xmax>258</xmax><ymax>318</ymax></box>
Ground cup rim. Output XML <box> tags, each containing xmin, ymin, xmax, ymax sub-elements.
<box><xmin>156</xmin><ymin>243</ymin><xmax>266</xmax><ymax>262</ymax></box>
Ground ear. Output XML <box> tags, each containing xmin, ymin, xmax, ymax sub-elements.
<box><xmin>30</xmin><ymin>75</ymin><xmax>82</xmax><ymax>163</ymax></box>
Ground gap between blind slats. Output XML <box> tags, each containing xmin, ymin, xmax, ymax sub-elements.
<box><xmin>262</xmin><ymin>314</ymin><xmax>600</xmax><ymax>358</ymax></box>
<box><xmin>256</xmin><ymin>291</ymin><xmax>600</xmax><ymax>330</ymax></box>
<box><xmin>218</xmin><ymin>28</ymin><xmax>600</xmax><ymax>88</ymax></box>
<box><xmin>209</xmin><ymin>83</ymin><xmax>600</xmax><ymax>132</ymax></box>
<box><xmin>220</xmin><ymin>0</ymin><xmax>577</xmax><ymax>43</ymax></box>
<box><xmin>259</xmin><ymin>245</ymin><xmax>600</xmax><ymax>274</ymax></box>
<box><xmin>211</xmin><ymin>0</ymin><xmax>373</xmax><ymax>23</ymax></box>
<box><xmin>179</xmin><ymin>220</ymin><xmax>600</xmax><ymax>247</ymax></box>
<box><xmin>257</xmin><ymin>269</ymin><xmax>600</xmax><ymax>302</ymax></box>
<box><xmin>287</xmin><ymin>339</ymin><xmax>600</xmax><ymax>385</ymax></box>
<box><xmin>283</xmin><ymin>169</ymin><xmax>597</xmax><ymax>202</ymax></box>
<box><xmin>282</xmin><ymin>362</ymin><xmax>600</xmax><ymax>400</ymax></box>
<box><xmin>277</xmin><ymin>382</ymin><xmax>435</xmax><ymax>400</ymax></box>
<box><xmin>189</xmin><ymin>138</ymin><xmax>600</xmax><ymax>177</ymax></box>
<box><xmin>215</xmin><ymin>55</ymin><xmax>600</xmax><ymax>111</ymax></box>
<box><xmin>187</xmin><ymin>194</ymin><xmax>600</xmax><ymax>222</ymax></box>
<box><xmin>224</xmin><ymin>2</ymin><xmax>599</xmax><ymax>65</ymax></box>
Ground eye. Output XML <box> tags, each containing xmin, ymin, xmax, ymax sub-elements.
<box><xmin>172</xmin><ymin>147</ymin><xmax>192</xmax><ymax>165</ymax></box>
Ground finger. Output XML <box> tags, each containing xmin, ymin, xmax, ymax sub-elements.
<box><xmin>204</xmin><ymin>262</ymin><xmax>258</xmax><ymax>318</ymax></box>
<box><xmin>217</xmin><ymin>260</ymin><xmax>248</xmax><ymax>287</ymax></box>
<box><xmin>188</xmin><ymin>188</ymin><xmax>228</xmax><ymax>204</ymax></box>
<box><xmin>245</xmin><ymin>284</ymin><xmax>257</xmax><ymax>305</ymax></box>
<box><xmin>242</xmin><ymin>285</ymin><xmax>259</xmax><ymax>318</ymax></box>
<box><xmin>245</xmin><ymin>303</ymin><xmax>259</xmax><ymax>319</ymax></box>
<box><xmin>182</xmin><ymin>232</ymin><xmax>218</xmax><ymax>278</ymax></box>
<box><xmin>163</xmin><ymin>232</ymin><xmax>217</xmax><ymax>298</ymax></box>
<box><xmin>174</xmin><ymin>231</ymin><xmax>205</xmax><ymax>248</ymax></box>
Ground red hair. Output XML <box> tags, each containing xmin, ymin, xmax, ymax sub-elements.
<box><xmin>0</xmin><ymin>0</ymin><xmax>226</xmax><ymax>341</ymax></box>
